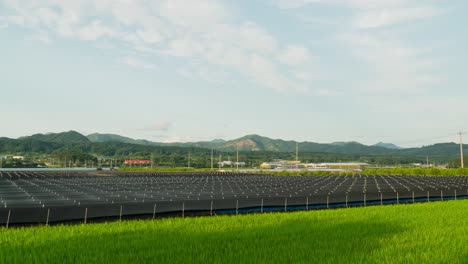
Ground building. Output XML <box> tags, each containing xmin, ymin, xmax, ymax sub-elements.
<box><xmin>218</xmin><ymin>160</ymin><xmax>233</xmax><ymax>166</ymax></box>
<box><xmin>305</xmin><ymin>162</ymin><xmax>369</xmax><ymax>170</ymax></box>
<box><xmin>218</xmin><ymin>161</ymin><xmax>246</xmax><ymax>167</ymax></box>
<box><xmin>124</xmin><ymin>160</ymin><xmax>151</xmax><ymax>165</ymax></box>
<box><xmin>260</xmin><ymin>160</ymin><xmax>304</xmax><ymax>169</ymax></box>
<box><xmin>260</xmin><ymin>160</ymin><xmax>368</xmax><ymax>171</ymax></box>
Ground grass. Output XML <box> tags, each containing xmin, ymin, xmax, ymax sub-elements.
<box><xmin>1</xmin><ymin>201</ymin><xmax>467</xmax><ymax>264</ymax></box>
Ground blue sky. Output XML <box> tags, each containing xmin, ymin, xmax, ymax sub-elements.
<box><xmin>1</xmin><ymin>0</ymin><xmax>467</xmax><ymax>147</ymax></box>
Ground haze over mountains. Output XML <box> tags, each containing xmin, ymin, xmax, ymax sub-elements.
<box><xmin>2</xmin><ymin>131</ymin><xmax>465</xmax><ymax>159</ymax></box>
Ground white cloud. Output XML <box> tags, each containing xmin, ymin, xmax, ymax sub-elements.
<box><xmin>275</xmin><ymin>0</ymin><xmax>327</xmax><ymax>9</ymax></box>
<box><xmin>151</xmin><ymin>121</ymin><xmax>172</xmax><ymax>132</ymax></box>
<box><xmin>136</xmin><ymin>28</ymin><xmax>162</xmax><ymax>44</ymax></box>
<box><xmin>162</xmin><ymin>135</ymin><xmax>194</xmax><ymax>143</ymax></box>
<box><xmin>76</xmin><ymin>20</ymin><xmax>118</xmax><ymax>41</ymax></box>
<box><xmin>246</xmin><ymin>54</ymin><xmax>300</xmax><ymax>92</ymax></box>
<box><xmin>164</xmin><ymin>37</ymin><xmax>204</xmax><ymax>57</ymax></box>
<box><xmin>138</xmin><ymin>121</ymin><xmax>172</xmax><ymax>134</ymax></box>
<box><xmin>121</xmin><ymin>57</ymin><xmax>158</xmax><ymax>71</ymax></box>
<box><xmin>279</xmin><ymin>45</ymin><xmax>311</xmax><ymax>66</ymax></box>
<box><xmin>274</xmin><ymin>0</ymin><xmax>445</xmax><ymax>95</ymax></box>
<box><xmin>1</xmin><ymin>0</ymin><xmax>317</xmax><ymax>95</ymax></box>
<box><xmin>353</xmin><ymin>6</ymin><xmax>442</xmax><ymax>29</ymax></box>
<box><xmin>34</xmin><ymin>30</ymin><xmax>50</xmax><ymax>43</ymax></box>
<box><xmin>158</xmin><ymin>0</ymin><xmax>228</xmax><ymax>29</ymax></box>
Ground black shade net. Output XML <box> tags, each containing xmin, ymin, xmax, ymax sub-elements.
<box><xmin>0</xmin><ymin>171</ymin><xmax>467</xmax><ymax>226</ymax></box>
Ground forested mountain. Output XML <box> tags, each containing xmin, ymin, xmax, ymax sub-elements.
<box><xmin>19</xmin><ymin>131</ymin><xmax>91</xmax><ymax>144</ymax></box>
<box><xmin>88</xmin><ymin>133</ymin><xmax>397</xmax><ymax>155</ymax></box>
<box><xmin>373</xmin><ymin>142</ymin><xmax>403</xmax><ymax>150</ymax></box>
<box><xmin>0</xmin><ymin>131</ymin><xmax>466</xmax><ymax>167</ymax></box>
<box><xmin>87</xmin><ymin>133</ymin><xmax>156</xmax><ymax>146</ymax></box>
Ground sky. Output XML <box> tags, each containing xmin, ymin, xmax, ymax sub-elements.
<box><xmin>1</xmin><ymin>0</ymin><xmax>467</xmax><ymax>147</ymax></box>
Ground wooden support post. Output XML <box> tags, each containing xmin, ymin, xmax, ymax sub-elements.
<box><xmin>153</xmin><ymin>203</ymin><xmax>157</xmax><ymax>219</ymax></box>
<box><xmin>397</xmin><ymin>192</ymin><xmax>399</xmax><ymax>204</ymax></box>
<box><xmin>380</xmin><ymin>193</ymin><xmax>383</xmax><ymax>205</ymax></box>
<box><xmin>346</xmin><ymin>194</ymin><xmax>348</xmax><ymax>208</ymax></box>
<box><xmin>6</xmin><ymin>210</ymin><xmax>10</xmax><ymax>229</ymax></box>
<box><xmin>441</xmin><ymin>190</ymin><xmax>443</xmax><ymax>201</ymax></box>
<box><xmin>455</xmin><ymin>190</ymin><xmax>457</xmax><ymax>200</ymax></box>
<box><xmin>306</xmin><ymin>197</ymin><xmax>309</xmax><ymax>210</ymax></box>
<box><xmin>412</xmin><ymin>191</ymin><xmax>415</xmax><ymax>203</ymax></box>
<box><xmin>46</xmin><ymin>208</ymin><xmax>50</xmax><ymax>226</ymax></box>
<box><xmin>210</xmin><ymin>201</ymin><xmax>213</xmax><ymax>216</ymax></box>
<box><xmin>84</xmin><ymin>208</ymin><xmax>88</xmax><ymax>224</ymax></box>
<box><xmin>236</xmin><ymin>200</ymin><xmax>238</xmax><ymax>215</ymax></box>
<box><xmin>261</xmin><ymin>198</ymin><xmax>263</xmax><ymax>213</ymax></box>
<box><xmin>363</xmin><ymin>194</ymin><xmax>366</xmax><ymax>207</ymax></box>
<box><xmin>119</xmin><ymin>205</ymin><xmax>123</xmax><ymax>221</ymax></box>
<box><xmin>284</xmin><ymin>198</ymin><xmax>287</xmax><ymax>212</ymax></box>
<box><xmin>182</xmin><ymin>202</ymin><xmax>185</xmax><ymax>218</ymax></box>
<box><xmin>327</xmin><ymin>195</ymin><xmax>330</xmax><ymax>208</ymax></box>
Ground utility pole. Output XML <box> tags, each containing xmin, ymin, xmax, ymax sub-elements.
<box><xmin>426</xmin><ymin>156</ymin><xmax>429</xmax><ymax>168</ymax></box>
<box><xmin>459</xmin><ymin>132</ymin><xmax>464</xmax><ymax>168</ymax></box>
<box><xmin>151</xmin><ymin>153</ymin><xmax>154</xmax><ymax>169</ymax></box>
<box><xmin>236</xmin><ymin>144</ymin><xmax>239</xmax><ymax>171</ymax></box>
<box><xmin>188</xmin><ymin>152</ymin><xmax>191</xmax><ymax>168</ymax></box>
<box><xmin>219</xmin><ymin>153</ymin><xmax>222</xmax><ymax>170</ymax></box>
<box><xmin>296</xmin><ymin>142</ymin><xmax>299</xmax><ymax>169</ymax></box>
<box><xmin>211</xmin><ymin>148</ymin><xmax>214</xmax><ymax>170</ymax></box>
<box><xmin>296</xmin><ymin>143</ymin><xmax>299</xmax><ymax>161</ymax></box>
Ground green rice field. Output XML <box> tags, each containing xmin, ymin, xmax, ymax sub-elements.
<box><xmin>1</xmin><ymin>201</ymin><xmax>467</xmax><ymax>264</ymax></box>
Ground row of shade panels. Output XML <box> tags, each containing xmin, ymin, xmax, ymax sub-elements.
<box><xmin>1</xmin><ymin>172</ymin><xmax>467</xmax><ymax>208</ymax></box>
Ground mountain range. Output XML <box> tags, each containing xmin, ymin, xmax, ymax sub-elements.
<box><xmin>3</xmin><ymin>131</ymin><xmax>464</xmax><ymax>159</ymax></box>
<box><xmin>86</xmin><ymin>133</ymin><xmax>405</xmax><ymax>153</ymax></box>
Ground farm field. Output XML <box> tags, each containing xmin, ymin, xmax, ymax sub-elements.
<box><xmin>1</xmin><ymin>171</ymin><xmax>468</xmax><ymax>225</ymax></box>
<box><xmin>0</xmin><ymin>200</ymin><xmax>467</xmax><ymax>263</ymax></box>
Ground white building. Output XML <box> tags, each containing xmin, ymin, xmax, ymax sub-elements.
<box><xmin>218</xmin><ymin>161</ymin><xmax>246</xmax><ymax>167</ymax></box>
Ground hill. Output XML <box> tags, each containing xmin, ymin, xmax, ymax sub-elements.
<box><xmin>19</xmin><ymin>131</ymin><xmax>91</xmax><ymax>144</ymax></box>
<box><xmin>87</xmin><ymin>133</ymin><xmax>156</xmax><ymax>146</ymax></box>
<box><xmin>373</xmin><ymin>142</ymin><xmax>403</xmax><ymax>150</ymax></box>
<box><xmin>164</xmin><ymin>135</ymin><xmax>401</xmax><ymax>156</ymax></box>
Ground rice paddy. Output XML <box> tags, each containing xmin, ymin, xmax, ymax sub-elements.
<box><xmin>1</xmin><ymin>200</ymin><xmax>467</xmax><ymax>263</ymax></box>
